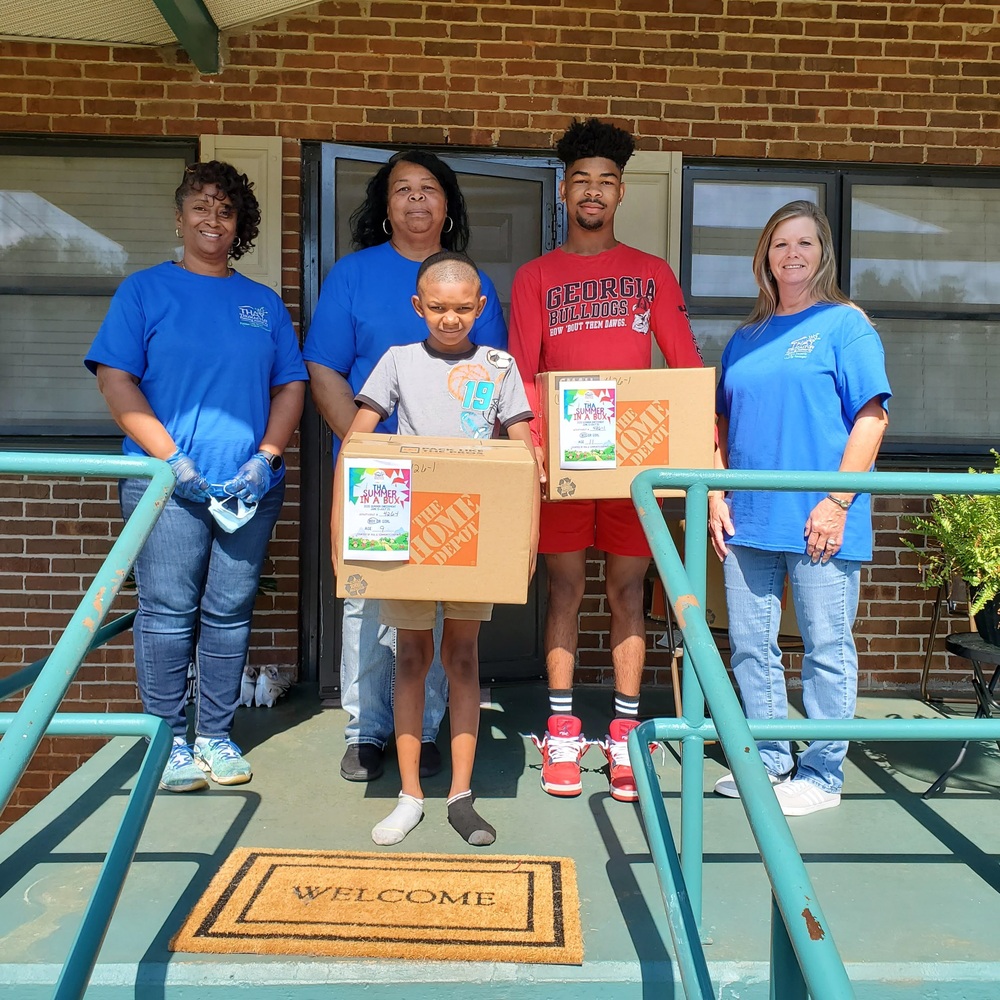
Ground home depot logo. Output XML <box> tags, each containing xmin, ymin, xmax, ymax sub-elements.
<box><xmin>617</xmin><ymin>399</ymin><xmax>669</xmax><ymax>466</ymax></box>
<box><xmin>409</xmin><ymin>492</ymin><xmax>481</xmax><ymax>566</ymax></box>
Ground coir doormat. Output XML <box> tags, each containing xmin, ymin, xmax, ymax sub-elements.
<box><xmin>170</xmin><ymin>848</ymin><xmax>583</xmax><ymax>965</ymax></box>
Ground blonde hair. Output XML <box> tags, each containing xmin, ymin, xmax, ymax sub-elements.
<box><xmin>743</xmin><ymin>200</ymin><xmax>855</xmax><ymax>332</ymax></box>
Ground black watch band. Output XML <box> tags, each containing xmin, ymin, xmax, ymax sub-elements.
<box><xmin>261</xmin><ymin>451</ymin><xmax>283</xmax><ymax>472</ymax></box>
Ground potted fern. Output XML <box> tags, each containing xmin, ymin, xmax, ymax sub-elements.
<box><xmin>902</xmin><ymin>451</ymin><xmax>1000</xmax><ymax>645</ymax></box>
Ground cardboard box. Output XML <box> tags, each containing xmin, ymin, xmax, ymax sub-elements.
<box><xmin>535</xmin><ymin>368</ymin><xmax>716</xmax><ymax>500</ymax></box>
<box><xmin>334</xmin><ymin>434</ymin><xmax>536</xmax><ymax>604</ymax></box>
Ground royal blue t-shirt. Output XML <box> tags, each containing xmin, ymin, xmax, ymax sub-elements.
<box><xmin>302</xmin><ymin>240</ymin><xmax>508</xmax><ymax>438</ymax></box>
<box><xmin>85</xmin><ymin>262</ymin><xmax>308</xmax><ymax>486</ymax></box>
<box><xmin>716</xmin><ymin>302</ymin><xmax>891</xmax><ymax>562</ymax></box>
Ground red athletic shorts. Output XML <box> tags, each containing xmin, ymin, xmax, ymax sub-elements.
<box><xmin>538</xmin><ymin>498</ymin><xmax>653</xmax><ymax>558</ymax></box>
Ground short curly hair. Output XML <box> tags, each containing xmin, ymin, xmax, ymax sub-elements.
<box><xmin>174</xmin><ymin>160</ymin><xmax>260</xmax><ymax>261</ymax></box>
<box><xmin>555</xmin><ymin>118</ymin><xmax>636</xmax><ymax>172</ymax></box>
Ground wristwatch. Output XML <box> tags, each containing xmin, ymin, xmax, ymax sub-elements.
<box><xmin>260</xmin><ymin>451</ymin><xmax>283</xmax><ymax>472</ymax></box>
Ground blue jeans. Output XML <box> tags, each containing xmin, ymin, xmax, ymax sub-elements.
<box><xmin>121</xmin><ymin>477</ymin><xmax>284</xmax><ymax>740</ymax></box>
<box><xmin>340</xmin><ymin>598</ymin><xmax>448</xmax><ymax>748</ymax></box>
<box><xmin>723</xmin><ymin>545</ymin><xmax>860</xmax><ymax>793</ymax></box>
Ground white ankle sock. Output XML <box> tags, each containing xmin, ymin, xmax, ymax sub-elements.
<box><xmin>372</xmin><ymin>793</ymin><xmax>424</xmax><ymax>846</ymax></box>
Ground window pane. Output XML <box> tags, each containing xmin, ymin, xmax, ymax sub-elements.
<box><xmin>850</xmin><ymin>185</ymin><xmax>1000</xmax><ymax>306</ymax></box>
<box><xmin>0</xmin><ymin>149</ymin><xmax>188</xmax><ymax>434</ymax></box>
<box><xmin>876</xmin><ymin>317</ymin><xmax>1000</xmax><ymax>447</ymax></box>
<box><xmin>691</xmin><ymin>316</ymin><xmax>738</xmax><ymax>374</ymax></box>
<box><xmin>0</xmin><ymin>155</ymin><xmax>182</xmax><ymax>283</ymax></box>
<box><xmin>0</xmin><ymin>295</ymin><xmax>116</xmax><ymax>433</ymax></box>
<box><xmin>690</xmin><ymin>181</ymin><xmax>824</xmax><ymax>299</ymax></box>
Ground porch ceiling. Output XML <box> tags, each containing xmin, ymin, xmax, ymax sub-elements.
<box><xmin>0</xmin><ymin>0</ymin><xmax>319</xmax><ymax>72</ymax></box>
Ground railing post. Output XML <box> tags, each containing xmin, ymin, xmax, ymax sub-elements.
<box><xmin>680</xmin><ymin>482</ymin><xmax>709</xmax><ymax>926</ymax></box>
<box><xmin>770</xmin><ymin>892</ymin><xmax>808</xmax><ymax>1000</ymax></box>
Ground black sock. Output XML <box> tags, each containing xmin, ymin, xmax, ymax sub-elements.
<box><xmin>548</xmin><ymin>688</ymin><xmax>573</xmax><ymax>716</ymax></box>
<box><xmin>614</xmin><ymin>691</ymin><xmax>640</xmax><ymax>719</ymax></box>
<box><xmin>447</xmin><ymin>790</ymin><xmax>496</xmax><ymax>846</ymax></box>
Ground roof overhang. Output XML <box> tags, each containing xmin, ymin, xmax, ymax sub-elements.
<box><xmin>0</xmin><ymin>0</ymin><xmax>320</xmax><ymax>74</ymax></box>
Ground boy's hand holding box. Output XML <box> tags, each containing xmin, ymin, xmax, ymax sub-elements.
<box><xmin>335</xmin><ymin>434</ymin><xmax>537</xmax><ymax>604</ymax></box>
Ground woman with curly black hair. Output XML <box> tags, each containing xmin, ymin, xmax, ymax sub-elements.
<box><xmin>86</xmin><ymin>160</ymin><xmax>307</xmax><ymax>793</ymax></box>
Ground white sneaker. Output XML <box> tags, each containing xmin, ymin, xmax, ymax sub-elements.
<box><xmin>774</xmin><ymin>779</ymin><xmax>841</xmax><ymax>816</ymax></box>
<box><xmin>713</xmin><ymin>770</ymin><xmax>788</xmax><ymax>798</ymax></box>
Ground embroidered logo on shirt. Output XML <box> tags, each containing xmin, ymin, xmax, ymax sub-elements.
<box><xmin>238</xmin><ymin>305</ymin><xmax>270</xmax><ymax>330</ymax></box>
<box><xmin>784</xmin><ymin>334</ymin><xmax>821</xmax><ymax>359</ymax></box>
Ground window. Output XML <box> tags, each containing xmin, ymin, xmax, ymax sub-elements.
<box><xmin>682</xmin><ymin>164</ymin><xmax>1000</xmax><ymax>456</ymax></box>
<box><xmin>0</xmin><ymin>140</ymin><xmax>195</xmax><ymax>435</ymax></box>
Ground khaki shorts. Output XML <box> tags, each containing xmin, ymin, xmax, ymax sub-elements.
<box><xmin>379</xmin><ymin>599</ymin><xmax>494</xmax><ymax>631</ymax></box>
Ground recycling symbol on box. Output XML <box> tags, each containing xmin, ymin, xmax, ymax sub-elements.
<box><xmin>556</xmin><ymin>477</ymin><xmax>577</xmax><ymax>498</ymax></box>
<box><xmin>344</xmin><ymin>574</ymin><xmax>368</xmax><ymax>597</ymax></box>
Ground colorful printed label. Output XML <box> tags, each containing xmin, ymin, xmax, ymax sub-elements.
<box><xmin>558</xmin><ymin>380</ymin><xmax>617</xmax><ymax>469</ymax></box>
<box><xmin>343</xmin><ymin>460</ymin><xmax>412</xmax><ymax>561</ymax></box>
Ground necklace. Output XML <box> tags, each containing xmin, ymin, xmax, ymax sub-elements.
<box><xmin>178</xmin><ymin>257</ymin><xmax>233</xmax><ymax>278</ymax></box>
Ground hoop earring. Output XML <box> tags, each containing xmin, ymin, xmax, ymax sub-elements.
<box><xmin>442</xmin><ymin>216</ymin><xmax>454</xmax><ymax>234</ymax></box>
<box><xmin>382</xmin><ymin>219</ymin><xmax>391</xmax><ymax>236</ymax></box>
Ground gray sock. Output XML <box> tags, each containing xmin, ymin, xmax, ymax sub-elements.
<box><xmin>447</xmin><ymin>790</ymin><xmax>496</xmax><ymax>846</ymax></box>
<box><xmin>372</xmin><ymin>793</ymin><xmax>424</xmax><ymax>846</ymax></box>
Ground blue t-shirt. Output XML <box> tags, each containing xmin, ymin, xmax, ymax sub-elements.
<box><xmin>302</xmin><ymin>241</ymin><xmax>508</xmax><ymax>437</ymax></box>
<box><xmin>716</xmin><ymin>302</ymin><xmax>891</xmax><ymax>562</ymax></box>
<box><xmin>85</xmin><ymin>261</ymin><xmax>308</xmax><ymax>486</ymax></box>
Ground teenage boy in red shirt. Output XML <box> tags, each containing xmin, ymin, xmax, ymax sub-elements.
<box><xmin>509</xmin><ymin>118</ymin><xmax>704</xmax><ymax>803</ymax></box>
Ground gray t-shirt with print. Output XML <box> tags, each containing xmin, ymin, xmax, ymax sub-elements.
<box><xmin>356</xmin><ymin>341</ymin><xmax>533</xmax><ymax>439</ymax></box>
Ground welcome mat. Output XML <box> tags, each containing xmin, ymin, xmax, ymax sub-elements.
<box><xmin>170</xmin><ymin>848</ymin><xmax>583</xmax><ymax>965</ymax></box>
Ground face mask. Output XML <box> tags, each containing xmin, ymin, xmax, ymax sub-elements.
<box><xmin>208</xmin><ymin>494</ymin><xmax>258</xmax><ymax>533</ymax></box>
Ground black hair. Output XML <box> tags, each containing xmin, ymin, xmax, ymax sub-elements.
<box><xmin>173</xmin><ymin>160</ymin><xmax>259</xmax><ymax>261</ymax></box>
<box><xmin>415</xmin><ymin>250</ymin><xmax>481</xmax><ymax>292</ymax></box>
<box><xmin>554</xmin><ymin>118</ymin><xmax>636</xmax><ymax>172</ymax></box>
<box><xmin>350</xmin><ymin>150</ymin><xmax>471</xmax><ymax>252</ymax></box>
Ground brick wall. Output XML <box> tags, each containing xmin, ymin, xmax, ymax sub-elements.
<box><xmin>0</xmin><ymin>471</ymin><xmax>300</xmax><ymax>826</ymax></box>
<box><xmin>1</xmin><ymin>1</ymin><xmax>997</xmax><ymax>822</ymax></box>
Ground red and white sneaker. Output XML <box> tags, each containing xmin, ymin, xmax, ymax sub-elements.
<box><xmin>601</xmin><ymin>718</ymin><xmax>641</xmax><ymax>802</ymax></box>
<box><xmin>531</xmin><ymin>715</ymin><xmax>590</xmax><ymax>797</ymax></box>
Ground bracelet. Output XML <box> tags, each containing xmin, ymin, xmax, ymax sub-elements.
<box><xmin>825</xmin><ymin>493</ymin><xmax>851</xmax><ymax>511</ymax></box>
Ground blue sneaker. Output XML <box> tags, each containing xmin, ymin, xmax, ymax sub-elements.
<box><xmin>159</xmin><ymin>740</ymin><xmax>209</xmax><ymax>793</ymax></box>
<box><xmin>194</xmin><ymin>738</ymin><xmax>252</xmax><ymax>785</ymax></box>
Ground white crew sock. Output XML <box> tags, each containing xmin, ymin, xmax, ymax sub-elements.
<box><xmin>372</xmin><ymin>793</ymin><xmax>424</xmax><ymax>846</ymax></box>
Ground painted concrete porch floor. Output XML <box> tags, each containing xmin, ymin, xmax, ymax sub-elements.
<box><xmin>2</xmin><ymin>682</ymin><xmax>1000</xmax><ymax>998</ymax></box>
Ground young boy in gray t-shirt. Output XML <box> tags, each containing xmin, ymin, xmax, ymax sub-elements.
<box><xmin>334</xmin><ymin>251</ymin><xmax>541</xmax><ymax>847</ymax></box>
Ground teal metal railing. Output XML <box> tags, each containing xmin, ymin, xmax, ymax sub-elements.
<box><xmin>0</xmin><ymin>453</ymin><xmax>174</xmax><ymax>1000</ymax></box>
<box><xmin>629</xmin><ymin>469</ymin><xmax>1000</xmax><ymax>999</ymax></box>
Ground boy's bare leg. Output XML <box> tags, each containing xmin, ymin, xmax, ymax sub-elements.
<box><xmin>395</xmin><ymin>628</ymin><xmax>435</xmax><ymax>798</ymax></box>
<box><xmin>543</xmin><ymin>550</ymin><xmax>587</xmax><ymax>691</ymax></box>
<box><xmin>440</xmin><ymin>618</ymin><xmax>482</xmax><ymax>798</ymax></box>
<box><xmin>441</xmin><ymin>618</ymin><xmax>495</xmax><ymax>845</ymax></box>
<box><xmin>605</xmin><ymin>552</ymin><xmax>650</xmax><ymax>700</ymax></box>
<box><xmin>372</xmin><ymin>627</ymin><xmax>432</xmax><ymax>846</ymax></box>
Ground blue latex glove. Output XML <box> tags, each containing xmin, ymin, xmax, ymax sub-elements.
<box><xmin>222</xmin><ymin>451</ymin><xmax>275</xmax><ymax>504</ymax></box>
<box><xmin>165</xmin><ymin>449</ymin><xmax>212</xmax><ymax>503</ymax></box>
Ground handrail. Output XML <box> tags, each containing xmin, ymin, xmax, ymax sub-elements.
<box><xmin>629</xmin><ymin>468</ymin><xmax>1000</xmax><ymax>999</ymax></box>
<box><xmin>0</xmin><ymin>453</ymin><xmax>175</xmax><ymax>1000</ymax></box>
